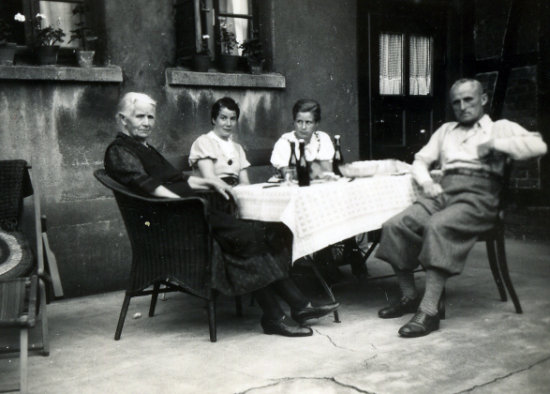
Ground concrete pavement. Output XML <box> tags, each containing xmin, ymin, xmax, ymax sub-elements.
<box><xmin>1</xmin><ymin>238</ymin><xmax>549</xmax><ymax>393</ymax></box>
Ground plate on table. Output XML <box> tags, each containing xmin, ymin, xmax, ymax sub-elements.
<box><xmin>338</xmin><ymin>161</ymin><xmax>378</xmax><ymax>178</ymax></box>
<box><xmin>339</xmin><ymin>160</ymin><xmax>412</xmax><ymax>178</ymax></box>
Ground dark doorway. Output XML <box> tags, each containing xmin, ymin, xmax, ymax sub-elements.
<box><xmin>358</xmin><ymin>1</ymin><xmax>449</xmax><ymax>162</ymax></box>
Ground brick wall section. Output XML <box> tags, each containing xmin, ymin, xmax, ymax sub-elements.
<box><xmin>474</xmin><ymin>0</ymin><xmax>543</xmax><ymax>192</ymax></box>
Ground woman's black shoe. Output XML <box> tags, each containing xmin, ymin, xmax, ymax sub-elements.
<box><xmin>261</xmin><ymin>315</ymin><xmax>313</xmax><ymax>337</ymax></box>
<box><xmin>291</xmin><ymin>302</ymin><xmax>340</xmax><ymax>325</ymax></box>
<box><xmin>378</xmin><ymin>296</ymin><xmax>420</xmax><ymax>319</ymax></box>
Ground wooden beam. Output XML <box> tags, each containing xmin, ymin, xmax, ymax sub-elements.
<box><xmin>490</xmin><ymin>0</ymin><xmax>525</xmax><ymax>119</ymax></box>
<box><xmin>537</xmin><ymin>0</ymin><xmax>550</xmax><ymax>202</ymax></box>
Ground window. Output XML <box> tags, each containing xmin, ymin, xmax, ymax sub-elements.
<box><xmin>379</xmin><ymin>32</ymin><xmax>433</xmax><ymax>96</ymax></box>
<box><xmin>1</xmin><ymin>0</ymin><xmax>101</xmax><ymax>65</ymax></box>
<box><xmin>175</xmin><ymin>0</ymin><xmax>259</xmax><ymax>69</ymax></box>
<box><xmin>34</xmin><ymin>0</ymin><xmax>82</xmax><ymax>48</ymax></box>
<box><xmin>2</xmin><ymin>0</ymin><xmax>83</xmax><ymax>47</ymax></box>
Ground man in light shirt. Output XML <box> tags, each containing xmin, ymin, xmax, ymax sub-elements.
<box><xmin>375</xmin><ymin>78</ymin><xmax>547</xmax><ymax>338</ymax></box>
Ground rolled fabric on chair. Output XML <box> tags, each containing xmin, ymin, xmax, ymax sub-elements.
<box><xmin>0</xmin><ymin>230</ymin><xmax>34</xmax><ymax>280</ymax></box>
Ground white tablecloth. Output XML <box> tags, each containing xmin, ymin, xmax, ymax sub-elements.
<box><xmin>233</xmin><ymin>175</ymin><xmax>419</xmax><ymax>262</ymax></box>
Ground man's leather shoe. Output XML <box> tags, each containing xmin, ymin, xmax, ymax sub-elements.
<box><xmin>378</xmin><ymin>296</ymin><xmax>420</xmax><ymax>319</ymax></box>
<box><xmin>291</xmin><ymin>302</ymin><xmax>340</xmax><ymax>325</ymax></box>
<box><xmin>261</xmin><ymin>315</ymin><xmax>313</xmax><ymax>337</ymax></box>
<box><xmin>398</xmin><ymin>311</ymin><xmax>440</xmax><ymax>338</ymax></box>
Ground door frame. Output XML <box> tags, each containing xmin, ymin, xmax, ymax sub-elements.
<box><xmin>357</xmin><ymin>1</ymin><xmax>450</xmax><ymax>161</ymax></box>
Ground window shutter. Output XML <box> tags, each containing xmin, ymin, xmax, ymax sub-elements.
<box><xmin>174</xmin><ymin>0</ymin><xmax>197</xmax><ymax>67</ymax></box>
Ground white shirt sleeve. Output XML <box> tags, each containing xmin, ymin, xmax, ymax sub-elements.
<box><xmin>270</xmin><ymin>137</ymin><xmax>291</xmax><ymax>169</ymax></box>
<box><xmin>492</xmin><ymin>120</ymin><xmax>547</xmax><ymax>160</ymax></box>
<box><xmin>412</xmin><ymin>124</ymin><xmax>446</xmax><ymax>185</ymax></box>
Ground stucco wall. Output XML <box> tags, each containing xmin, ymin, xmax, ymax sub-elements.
<box><xmin>272</xmin><ymin>0</ymin><xmax>359</xmax><ymax>160</ymax></box>
<box><xmin>0</xmin><ymin>0</ymin><xmax>358</xmax><ymax>297</ymax></box>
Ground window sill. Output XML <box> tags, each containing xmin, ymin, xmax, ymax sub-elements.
<box><xmin>0</xmin><ymin>65</ymin><xmax>123</xmax><ymax>83</ymax></box>
<box><xmin>165</xmin><ymin>68</ymin><xmax>285</xmax><ymax>89</ymax></box>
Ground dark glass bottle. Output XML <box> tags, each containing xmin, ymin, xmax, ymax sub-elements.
<box><xmin>288</xmin><ymin>141</ymin><xmax>298</xmax><ymax>168</ymax></box>
<box><xmin>297</xmin><ymin>139</ymin><xmax>310</xmax><ymax>187</ymax></box>
<box><xmin>286</xmin><ymin>141</ymin><xmax>298</xmax><ymax>181</ymax></box>
<box><xmin>332</xmin><ymin>134</ymin><xmax>344</xmax><ymax>176</ymax></box>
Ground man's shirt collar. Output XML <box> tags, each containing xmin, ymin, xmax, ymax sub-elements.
<box><xmin>451</xmin><ymin>114</ymin><xmax>492</xmax><ymax>131</ymax></box>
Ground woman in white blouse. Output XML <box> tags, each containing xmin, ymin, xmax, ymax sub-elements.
<box><xmin>189</xmin><ymin>97</ymin><xmax>250</xmax><ymax>186</ymax></box>
<box><xmin>270</xmin><ymin>99</ymin><xmax>335</xmax><ymax>179</ymax></box>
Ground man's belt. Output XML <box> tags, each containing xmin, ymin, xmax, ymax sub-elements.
<box><xmin>444</xmin><ymin>168</ymin><xmax>502</xmax><ymax>182</ymax></box>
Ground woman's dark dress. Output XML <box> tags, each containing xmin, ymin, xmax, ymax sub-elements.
<box><xmin>104</xmin><ymin>133</ymin><xmax>291</xmax><ymax>296</ymax></box>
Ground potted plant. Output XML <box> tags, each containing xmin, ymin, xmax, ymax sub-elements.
<box><xmin>239</xmin><ymin>32</ymin><xmax>264</xmax><ymax>74</ymax></box>
<box><xmin>0</xmin><ymin>13</ymin><xmax>25</xmax><ymax>65</ymax></box>
<box><xmin>69</xmin><ymin>4</ymin><xmax>98</xmax><ymax>67</ymax></box>
<box><xmin>218</xmin><ymin>24</ymin><xmax>239</xmax><ymax>73</ymax></box>
<box><xmin>192</xmin><ymin>34</ymin><xmax>210</xmax><ymax>72</ymax></box>
<box><xmin>33</xmin><ymin>13</ymin><xmax>65</xmax><ymax>65</ymax></box>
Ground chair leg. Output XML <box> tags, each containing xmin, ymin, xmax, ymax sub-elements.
<box><xmin>310</xmin><ymin>263</ymin><xmax>340</xmax><ymax>323</ymax></box>
<box><xmin>149</xmin><ymin>282</ymin><xmax>160</xmax><ymax>317</ymax></box>
<box><xmin>485</xmin><ymin>239</ymin><xmax>507</xmax><ymax>302</ymax></box>
<box><xmin>362</xmin><ymin>237</ymin><xmax>379</xmax><ymax>264</ymax></box>
<box><xmin>114</xmin><ymin>294</ymin><xmax>131</xmax><ymax>340</ymax></box>
<box><xmin>19</xmin><ymin>327</ymin><xmax>29</xmax><ymax>394</ymax></box>
<box><xmin>439</xmin><ymin>288</ymin><xmax>446</xmax><ymax>320</ymax></box>
<box><xmin>208</xmin><ymin>299</ymin><xmax>217</xmax><ymax>342</ymax></box>
<box><xmin>495</xmin><ymin>231</ymin><xmax>523</xmax><ymax>314</ymax></box>
<box><xmin>38</xmin><ymin>279</ymin><xmax>49</xmax><ymax>356</ymax></box>
<box><xmin>235</xmin><ymin>295</ymin><xmax>243</xmax><ymax>317</ymax></box>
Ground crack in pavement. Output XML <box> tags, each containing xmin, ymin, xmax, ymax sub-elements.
<box><xmin>236</xmin><ymin>376</ymin><xmax>376</xmax><ymax>394</ymax></box>
<box><xmin>313</xmin><ymin>328</ymin><xmax>356</xmax><ymax>351</ymax></box>
<box><xmin>453</xmin><ymin>354</ymin><xmax>550</xmax><ymax>393</ymax></box>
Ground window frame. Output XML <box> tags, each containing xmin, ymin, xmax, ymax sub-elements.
<box><xmin>213</xmin><ymin>0</ymin><xmax>255</xmax><ymax>57</ymax></box>
<box><xmin>21</xmin><ymin>0</ymin><xmax>83</xmax><ymax>48</ymax></box>
<box><xmin>175</xmin><ymin>0</ymin><xmax>260</xmax><ymax>71</ymax></box>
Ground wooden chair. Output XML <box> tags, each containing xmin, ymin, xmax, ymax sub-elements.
<box><xmin>0</xmin><ymin>161</ymin><xmax>50</xmax><ymax>393</ymax></box>
<box><xmin>364</xmin><ymin>159</ymin><xmax>522</xmax><ymax>315</ymax></box>
<box><xmin>94</xmin><ymin>169</ymin><xmax>242</xmax><ymax>342</ymax></box>
<box><xmin>477</xmin><ymin>159</ymin><xmax>522</xmax><ymax>314</ymax></box>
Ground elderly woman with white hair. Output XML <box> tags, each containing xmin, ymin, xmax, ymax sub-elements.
<box><xmin>103</xmin><ymin>92</ymin><xmax>339</xmax><ymax>337</ymax></box>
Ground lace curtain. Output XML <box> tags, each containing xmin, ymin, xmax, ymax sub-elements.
<box><xmin>409</xmin><ymin>35</ymin><xmax>432</xmax><ymax>95</ymax></box>
<box><xmin>379</xmin><ymin>33</ymin><xmax>433</xmax><ymax>96</ymax></box>
<box><xmin>39</xmin><ymin>1</ymin><xmax>79</xmax><ymax>48</ymax></box>
<box><xmin>379</xmin><ymin>33</ymin><xmax>403</xmax><ymax>95</ymax></box>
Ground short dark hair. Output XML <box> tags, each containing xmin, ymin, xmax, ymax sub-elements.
<box><xmin>211</xmin><ymin>97</ymin><xmax>240</xmax><ymax>124</ymax></box>
<box><xmin>292</xmin><ymin>99</ymin><xmax>321</xmax><ymax>122</ymax></box>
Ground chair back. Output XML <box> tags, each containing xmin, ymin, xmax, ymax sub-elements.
<box><xmin>94</xmin><ymin>170</ymin><xmax>213</xmax><ymax>298</ymax></box>
<box><xmin>499</xmin><ymin>157</ymin><xmax>514</xmax><ymax>210</ymax></box>
<box><xmin>0</xmin><ymin>160</ymin><xmax>33</xmax><ymax>232</ymax></box>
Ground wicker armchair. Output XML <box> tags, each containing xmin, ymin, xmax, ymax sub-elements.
<box><xmin>0</xmin><ymin>160</ymin><xmax>50</xmax><ymax>393</ymax></box>
<box><xmin>94</xmin><ymin>169</ymin><xmax>238</xmax><ymax>342</ymax></box>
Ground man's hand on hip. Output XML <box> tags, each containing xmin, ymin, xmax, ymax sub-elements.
<box><xmin>421</xmin><ymin>180</ymin><xmax>443</xmax><ymax>197</ymax></box>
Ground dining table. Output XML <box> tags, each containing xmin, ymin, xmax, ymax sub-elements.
<box><xmin>233</xmin><ymin>173</ymin><xmax>421</xmax><ymax>262</ymax></box>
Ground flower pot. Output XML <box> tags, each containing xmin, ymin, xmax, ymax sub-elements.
<box><xmin>192</xmin><ymin>54</ymin><xmax>210</xmax><ymax>72</ymax></box>
<box><xmin>248</xmin><ymin>59</ymin><xmax>265</xmax><ymax>75</ymax></box>
<box><xmin>36</xmin><ymin>46</ymin><xmax>60</xmax><ymax>65</ymax></box>
<box><xmin>219</xmin><ymin>55</ymin><xmax>240</xmax><ymax>73</ymax></box>
<box><xmin>76</xmin><ymin>49</ymin><xmax>95</xmax><ymax>67</ymax></box>
<box><xmin>0</xmin><ymin>43</ymin><xmax>17</xmax><ymax>66</ymax></box>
